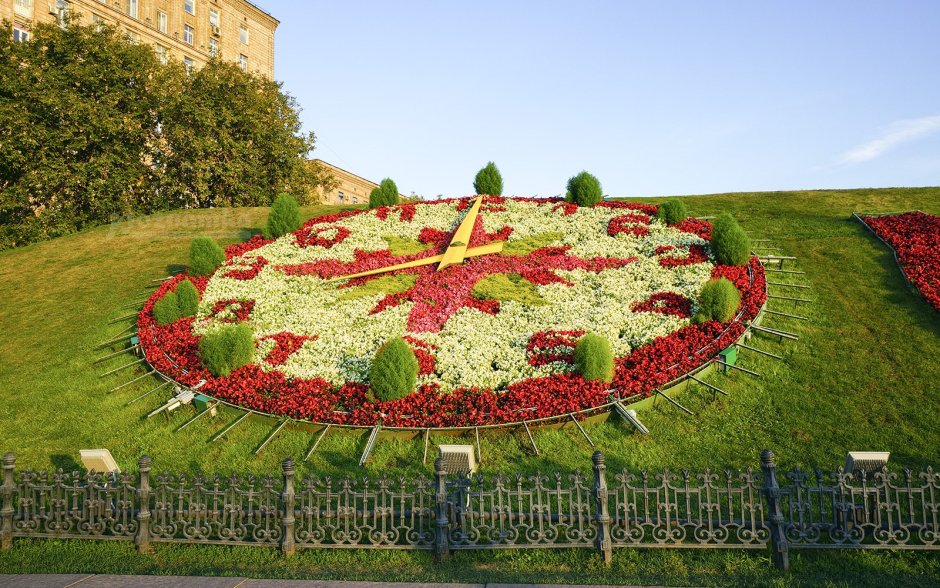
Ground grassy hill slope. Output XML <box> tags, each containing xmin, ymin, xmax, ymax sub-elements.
<box><xmin>0</xmin><ymin>188</ymin><xmax>939</xmax><ymax>585</ymax></box>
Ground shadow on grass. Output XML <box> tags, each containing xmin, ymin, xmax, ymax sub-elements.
<box><xmin>50</xmin><ymin>453</ymin><xmax>81</xmax><ymax>474</ymax></box>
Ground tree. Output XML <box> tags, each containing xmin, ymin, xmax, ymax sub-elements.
<box><xmin>157</xmin><ymin>59</ymin><xmax>321</xmax><ymax>209</ymax></box>
<box><xmin>0</xmin><ymin>18</ymin><xmax>166</xmax><ymax>249</ymax></box>
<box><xmin>565</xmin><ymin>171</ymin><xmax>603</xmax><ymax>207</ymax></box>
<box><xmin>473</xmin><ymin>162</ymin><xmax>503</xmax><ymax>196</ymax></box>
<box><xmin>369</xmin><ymin>178</ymin><xmax>400</xmax><ymax>208</ymax></box>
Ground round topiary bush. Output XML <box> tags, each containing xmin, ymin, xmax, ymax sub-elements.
<box><xmin>369</xmin><ymin>337</ymin><xmax>419</xmax><ymax>401</ymax></box>
<box><xmin>656</xmin><ymin>199</ymin><xmax>688</xmax><ymax>225</ymax></box>
<box><xmin>711</xmin><ymin>213</ymin><xmax>751</xmax><ymax>266</ymax></box>
<box><xmin>565</xmin><ymin>171</ymin><xmax>603</xmax><ymax>207</ymax></box>
<box><xmin>573</xmin><ymin>332</ymin><xmax>614</xmax><ymax>383</ymax></box>
<box><xmin>198</xmin><ymin>324</ymin><xmax>255</xmax><ymax>377</ymax></box>
<box><xmin>264</xmin><ymin>193</ymin><xmax>301</xmax><ymax>239</ymax></box>
<box><xmin>369</xmin><ymin>178</ymin><xmax>400</xmax><ymax>209</ymax></box>
<box><xmin>473</xmin><ymin>161</ymin><xmax>504</xmax><ymax>196</ymax></box>
<box><xmin>152</xmin><ymin>290</ymin><xmax>181</xmax><ymax>326</ymax></box>
<box><xmin>175</xmin><ymin>279</ymin><xmax>200</xmax><ymax>317</ymax></box>
<box><xmin>189</xmin><ymin>236</ymin><xmax>226</xmax><ymax>277</ymax></box>
<box><xmin>693</xmin><ymin>278</ymin><xmax>741</xmax><ymax>324</ymax></box>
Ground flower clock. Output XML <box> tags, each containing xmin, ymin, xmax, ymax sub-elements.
<box><xmin>138</xmin><ymin>196</ymin><xmax>767</xmax><ymax>429</ymax></box>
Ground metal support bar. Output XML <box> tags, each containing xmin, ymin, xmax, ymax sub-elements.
<box><xmin>738</xmin><ymin>343</ymin><xmax>783</xmax><ymax>360</ymax></box>
<box><xmin>655</xmin><ymin>389</ymin><xmax>695</xmax><ymax>416</ymax></box>
<box><xmin>96</xmin><ymin>333</ymin><xmax>136</xmax><ymax>348</ymax></box>
<box><xmin>716</xmin><ymin>361</ymin><xmax>762</xmax><ymax>377</ymax></box>
<box><xmin>255</xmin><ymin>420</ymin><xmax>290</xmax><ymax>456</ymax></box>
<box><xmin>113</xmin><ymin>323</ymin><xmax>138</xmax><ymax>337</ymax></box>
<box><xmin>522</xmin><ymin>420</ymin><xmax>540</xmax><ymax>456</ymax></box>
<box><xmin>211</xmin><ymin>411</ymin><xmax>252</xmax><ymax>442</ymax></box>
<box><xmin>751</xmin><ymin>239</ymin><xmax>773</xmax><ymax>243</ymax></box>
<box><xmin>767</xmin><ymin>294</ymin><xmax>814</xmax><ymax>303</ymax></box>
<box><xmin>125</xmin><ymin>379</ymin><xmax>171</xmax><ymax>406</ymax></box>
<box><xmin>763</xmin><ymin>309</ymin><xmax>810</xmax><ymax>321</ymax></box>
<box><xmin>122</xmin><ymin>300</ymin><xmax>149</xmax><ymax>309</ymax></box>
<box><xmin>688</xmin><ymin>374</ymin><xmax>728</xmax><ymax>396</ymax></box>
<box><xmin>109</xmin><ymin>313</ymin><xmax>138</xmax><ymax>324</ymax></box>
<box><xmin>175</xmin><ymin>402</ymin><xmax>218</xmax><ymax>432</ymax></box>
<box><xmin>568</xmin><ymin>413</ymin><xmax>595</xmax><ymax>447</ymax></box>
<box><xmin>358</xmin><ymin>424</ymin><xmax>382</xmax><ymax>466</ymax></box>
<box><xmin>422</xmin><ymin>428</ymin><xmax>430</xmax><ymax>464</ymax></box>
<box><xmin>765</xmin><ymin>268</ymin><xmax>805</xmax><ymax>275</ymax></box>
<box><xmin>107</xmin><ymin>370</ymin><xmax>154</xmax><ymax>393</ymax></box>
<box><xmin>98</xmin><ymin>357</ymin><xmax>146</xmax><ymax>378</ymax></box>
<box><xmin>94</xmin><ymin>345</ymin><xmax>139</xmax><ymax>364</ymax></box>
<box><xmin>475</xmin><ymin>427</ymin><xmax>482</xmax><ymax>463</ymax></box>
<box><xmin>760</xmin><ymin>255</ymin><xmax>797</xmax><ymax>261</ymax></box>
<box><xmin>768</xmin><ymin>281</ymin><xmax>811</xmax><ymax>290</ymax></box>
<box><xmin>304</xmin><ymin>425</ymin><xmax>331</xmax><ymax>462</ymax></box>
<box><xmin>751</xmin><ymin>324</ymin><xmax>800</xmax><ymax>341</ymax></box>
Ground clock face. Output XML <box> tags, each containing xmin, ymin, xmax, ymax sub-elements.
<box><xmin>139</xmin><ymin>197</ymin><xmax>766</xmax><ymax>428</ymax></box>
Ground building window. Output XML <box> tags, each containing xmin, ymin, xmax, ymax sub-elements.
<box><xmin>126</xmin><ymin>31</ymin><xmax>139</xmax><ymax>44</ymax></box>
<box><xmin>54</xmin><ymin>0</ymin><xmax>68</xmax><ymax>29</ymax></box>
<box><xmin>238</xmin><ymin>54</ymin><xmax>248</xmax><ymax>72</ymax></box>
<box><xmin>209</xmin><ymin>8</ymin><xmax>219</xmax><ymax>27</ymax></box>
<box><xmin>155</xmin><ymin>44</ymin><xmax>168</xmax><ymax>65</ymax></box>
<box><xmin>183</xmin><ymin>24</ymin><xmax>194</xmax><ymax>45</ymax></box>
<box><xmin>239</xmin><ymin>25</ymin><xmax>248</xmax><ymax>45</ymax></box>
<box><xmin>13</xmin><ymin>0</ymin><xmax>31</xmax><ymax>17</ymax></box>
<box><xmin>184</xmin><ymin>0</ymin><xmax>194</xmax><ymax>15</ymax></box>
<box><xmin>352</xmin><ymin>196</ymin><xmax>359</xmax><ymax>204</ymax></box>
<box><xmin>158</xmin><ymin>11</ymin><xmax>167</xmax><ymax>33</ymax></box>
<box><xmin>337</xmin><ymin>192</ymin><xmax>344</xmax><ymax>203</ymax></box>
<box><xmin>183</xmin><ymin>56</ymin><xmax>194</xmax><ymax>72</ymax></box>
<box><xmin>127</xmin><ymin>0</ymin><xmax>137</xmax><ymax>19</ymax></box>
<box><xmin>92</xmin><ymin>14</ymin><xmax>105</xmax><ymax>30</ymax></box>
<box><xmin>208</xmin><ymin>37</ymin><xmax>218</xmax><ymax>57</ymax></box>
<box><xmin>13</xmin><ymin>25</ymin><xmax>29</xmax><ymax>43</ymax></box>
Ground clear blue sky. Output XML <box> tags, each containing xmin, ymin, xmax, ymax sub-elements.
<box><xmin>263</xmin><ymin>0</ymin><xmax>940</xmax><ymax>198</ymax></box>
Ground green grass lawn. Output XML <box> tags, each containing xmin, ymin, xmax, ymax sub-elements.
<box><xmin>1</xmin><ymin>188</ymin><xmax>939</xmax><ymax>586</ymax></box>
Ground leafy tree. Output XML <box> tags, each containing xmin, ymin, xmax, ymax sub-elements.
<box><xmin>189</xmin><ymin>236</ymin><xmax>225</xmax><ymax>277</ymax></box>
<box><xmin>711</xmin><ymin>213</ymin><xmax>751</xmax><ymax>266</ymax></box>
<box><xmin>574</xmin><ymin>332</ymin><xmax>614</xmax><ymax>383</ymax></box>
<box><xmin>157</xmin><ymin>59</ymin><xmax>322</xmax><ymax>209</ymax></box>
<box><xmin>565</xmin><ymin>171</ymin><xmax>603</xmax><ymax>207</ymax></box>
<box><xmin>0</xmin><ymin>17</ymin><xmax>166</xmax><ymax>249</ymax></box>
<box><xmin>693</xmin><ymin>278</ymin><xmax>741</xmax><ymax>324</ymax></box>
<box><xmin>473</xmin><ymin>162</ymin><xmax>503</xmax><ymax>196</ymax></box>
<box><xmin>198</xmin><ymin>324</ymin><xmax>255</xmax><ymax>377</ymax></box>
<box><xmin>369</xmin><ymin>178</ymin><xmax>400</xmax><ymax>208</ymax></box>
<box><xmin>264</xmin><ymin>193</ymin><xmax>301</xmax><ymax>239</ymax></box>
<box><xmin>369</xmin><ymin>337</ymin><xmax>418</xmax><ymax>401</ymax></box>
<box><xmin>656</xmin><ymin>199</ymin><xmax>688</xmax><ymax>225</ymax></box>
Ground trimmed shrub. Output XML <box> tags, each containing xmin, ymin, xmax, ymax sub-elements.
<box><xmin>565</xmin><ymin>171</ymin><xmax>603</xmax><ymax>207</ymax></box>
<box><xmin>473</xmin><ymin>161</ymin><xmax>504</xmax><ymax>196</ymax></box>
<box><xmin>656</xmin><ymin>199</ymin><xmax>688</xmax><ymax>225</ymax></box>
<box><xmin>189</xmin><ymin>236</ymin><xmax>226</xmax><ymax>277</ymax></box>
<box><xmin>198</xmin><ymin>324</ymin><xmax>255</xmax><ymax>377</ymax></box>
<box><xmin>175</xmin><ymin>279</ymin><xmax>200</xmax><ymax>317</ymax></box>
<box><xmin>152</xmin><ymin>291</ymin><xmax>181</xmax><ymax>326</ymax></box>
<box><xmin>369</xmin><ymin>337</ymin><xmax>419</xmax><ymax>402</ymax></box>
<box><xmin>693</xmin><ymin>278</ymin><xmax>741</xmax><ymax>324</ymax></box>
<box><xmin>369</xmin><ymin>178</ymin><xmax>400</xmax><ymax>208</ymax></box>
<box><xmin>264</xmin><ymin>193</ymin><xmax>301</xmax><ymax>239</ymax></box>
<box><xmin>711</xmin><ymin>213</ymin><xmax>751</xmax><ymax>266</ymax></box>
<box><xmin>573</xmin><ymin>332</ymin><xmax>614</xmax><ymax>383</ymax></box>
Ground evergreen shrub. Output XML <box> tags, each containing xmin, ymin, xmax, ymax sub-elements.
<box><xmin>473</xmin><ymin>162</ymin><xmax>504</xmax><ymax>196</ymax></box>
<box><xmin>565</xmin><ymin>171</ymin><xmax>603</xmax><ymax>207</ymax></box>
<box><xmin>189</xmin><ymin>236</ymin><xmax>225</xmax><ymax>277</ymax></box>
<box><xmin>198</xmin><ymin>324</ymin><xmax>255</xmax><ymax>377</ymax></box>
<box><xmin>656</xmin><ymin>199</ymin><xmax>688</xmax><ymax>225</ymax></box>
<box><xmin>693</xmin><ymin>278</ymin><xmax>741</xmax><ymax>324</ymax></box>
<box><xmin>369</xmin><ymin>337</ymin><xmax>419</xmax><ymax>401</ymax></box>
<box><xmin>573</xmin><ymin>332</ymin><xmax>614</xmax><ymax>383</ymax></box>
<box><xmin>264</xmin><ymin>193</ymin><xmax>301</xmax><ymax>239</ymax></box>
<box><xmin>711</xmin><ymin>213</ymin><xmax>751</xmax><ymax>266</ymax></box>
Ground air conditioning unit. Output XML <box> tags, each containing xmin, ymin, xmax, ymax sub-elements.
<box><xmin>48</xmin><ymin>3</ymin><xmax>56</xmax><ymax>15</ymax></box>
<box><xmin>211</xmin><ymin>25</ymin><xmax>221</xmax><ymax>36</ymax></box>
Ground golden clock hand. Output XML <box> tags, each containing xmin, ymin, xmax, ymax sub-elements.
<box><xmin>324</xmin><ymin>241</ymin><xmax>504</xmax><ymax>284</ymax></box>
<box><xmin>437</xmin><ymin>196</ymin><xmax>483</xmax><ymax>271</ymax></box>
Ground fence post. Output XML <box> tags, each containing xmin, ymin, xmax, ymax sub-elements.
<box><xmin>760</xmin><ymin>449</ymin><xmax>789</xmax><ymax>572</ymax></box>
<box><xmin>433</xmin><ymin>456</ymin><xmax>450</xmax><ymax>562</ymax></box>
<box><xmin>281</xmin><ymin>458</ymin><xmax>296</xmax><ymax>556</ymax></box>
<box><xmin>1</xmin><ymin>453</ymin><xmax>14</xmax><ymax>550</ymax></box>
<box><xmin>135</xmin><ymin>455</ymin><xmax>152</xmax><ymax>554</ymax></box>
<box><xmin>592</xmin><ymin>451</ymin><xmax>613</xmax><ymax>564</ymax></box>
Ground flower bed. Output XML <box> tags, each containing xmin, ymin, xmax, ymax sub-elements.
<box><xmin>860</xmin><ymin>211</ymin><xmax>940</xmax><ymax>311</ymax></box>
<box><xmin>139</xmin><ymin>197</ymin><xmax>766</xmax><ymax>428</ymax></box>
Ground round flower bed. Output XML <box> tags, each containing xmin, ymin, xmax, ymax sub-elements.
<box><xmin>138</xmin><ymin>197</ymin><xmax>767</xmax><ymax>428</ymax></box>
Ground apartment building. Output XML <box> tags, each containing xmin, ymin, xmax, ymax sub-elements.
<box><xmin>2</xmin><ymin>0</ymin><xmax>278</xmax><ymax>78</ymax></box>
<box><xmin>310</xmin><ymin>160</ymin><xmax>387</xmax><ymax>206</ymax></box>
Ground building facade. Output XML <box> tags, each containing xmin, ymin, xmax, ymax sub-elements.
<box><xmin>2</xmin><ymin>0</ymin><xmax>278</xmax><ymax>78</ymax></box>
<box><xmin>310</xmin><ymin>160</ymin><xmax>384</xmax><ymax>206</ymax></box>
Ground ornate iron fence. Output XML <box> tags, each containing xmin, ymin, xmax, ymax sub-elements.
<box><xmin>1</xmin><ymin>450</ymin><xmax>938</xmax><ymax>570</ymax></box>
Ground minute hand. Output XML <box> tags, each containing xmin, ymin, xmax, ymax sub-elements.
<box><xmin>324</xmin><ymin>241</ymin><xmax>504</xmax><ymax>283</ymax></box>
<box><xmin>437</xmin><ymin>196</ymin><xmax>483</xmax><ymax>271</ymax></box>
